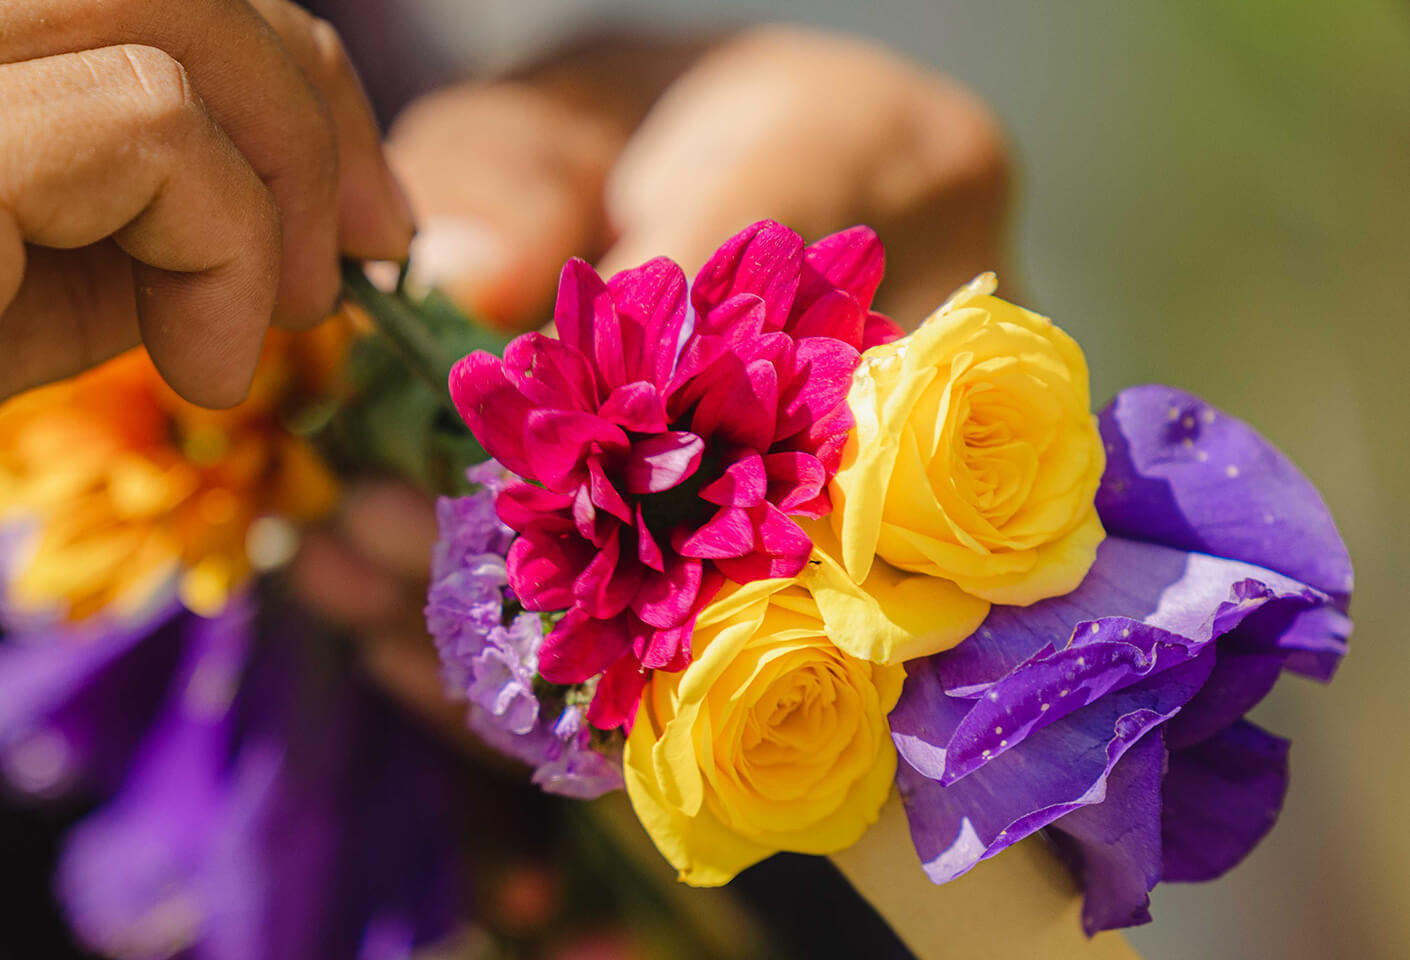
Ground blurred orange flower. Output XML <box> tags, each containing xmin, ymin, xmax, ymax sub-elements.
<box><xmin>0</xmin><ymin>321</ymin><xmax>350</xmax><ymax>624</ymax></box>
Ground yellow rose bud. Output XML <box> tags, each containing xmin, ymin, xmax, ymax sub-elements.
<box><xmin>830</xmin><ymin>274</ymin><xmax>1105</xmax><ymax>606</ymax></box>
<box><xmin>624</xmin><ymin>577</ymin><xmax>905</xmax><ymax>886</ymax></box>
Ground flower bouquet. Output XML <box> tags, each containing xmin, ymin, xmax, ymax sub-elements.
<box><xmin>0</xmin><ymin>218</ymin><xmax>1350</xmax><ymax>958</ymax></box>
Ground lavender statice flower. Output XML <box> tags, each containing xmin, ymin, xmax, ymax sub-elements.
<box><xmin>427</xmin><ymin>461</ymin><xmax>623</xmax><ymax>799</ymax></box>
<box><xmin>891</xmin><ymin>386</ymin><xmax>1352</xmax><ymax>934</ymax></box>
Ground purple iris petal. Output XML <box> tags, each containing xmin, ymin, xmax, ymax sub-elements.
<box><xmin>1046</xmin><ymin>731</ymin><xmax>1166</xmax><ymax>934</ymax></box>
<box><xmin>1160</xmin><ymin>719</ymin><xmax>1289</xmax><ymax>883</ymax></box>
<box><xmin>1096</xmin><ymin>384</ymin><xmax>1352</xmax><ymax>607</ymax></box>
<box><xmin>894</xmin><ymin>386</ymin><xmax>1351</xmax><ymax>932</ymax></box>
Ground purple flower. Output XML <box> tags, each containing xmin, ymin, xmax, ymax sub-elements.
<box><xmin>427</xmin><ymin>463</ymin><xmax>624</xmax><ymax>799</ymax></box>
<box><xmin>891</xmin><ymin>385</ymin><xmax>1352</xmax><ymax>934</ymax></box>
<box><xmin>0</xmin><ymin>597</ymin><xmax>467</xmax><ymax>959</ymax></box>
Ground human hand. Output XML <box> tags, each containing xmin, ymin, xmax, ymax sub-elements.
<box><xmin>0</xmin><ymin>0</ymin><xmax>413</xmax><ymax>407</ymax></box>
<box><xmin>297</xmin><ymin>25</ymin><xmax>1009</xmax><ymax>734</ymax></box>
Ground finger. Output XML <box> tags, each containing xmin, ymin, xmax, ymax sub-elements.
<box><xmin>248</xmin><ymin>0</ymin><xmax>414</xmax><ymax>261</ymax></box>
<box><xmin>386</xmin><ymin>37</ymin><xmax>709</xmax><ymax>329</ymax></box>
<box><xmin>0</xmin><ymin>0</ymin><xmax>341</xmax><ymax>329</ymax></box>
<box><xmin>0</xmin><ymin>46</ymin><xmax>279</xmax><ymax>407</ymax></box>
<box><xmin>602</xmin><ymin>27</ymin><xmax>1009</xmax><ymax>321</ymax></box>
<box><xmin>290</xmin><ymin>530</ymin><xmax>408</xmax><ymax>628</ymax></box>
<box><xmin>338</xmin><ymin>482</ymin><xmax>440</xmax><ymax>582</ymax></box>
<box><xmin>388</xmin><ymin>84</ymin><xmax>619</xmax><ymax>329</ymax></box>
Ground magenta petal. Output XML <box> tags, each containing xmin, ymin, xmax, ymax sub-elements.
<box><xmin>695</xmin><ymin>293</ymin><xmax>769</xmax><ymax>342</ymax></box>
<box><xmin>553</xmin><ymin>260</ymin><xmax>615</xmax><ymax>365</ymax></box>
<box><xmin>777</xmin><ymin>337</ymin><xmax>860</xmax><ymax>440</ymax></box>
<box><xmin>539</xmin><ymin>610</ymin><xmax>632</xmax><ymax>685</ymax></box>
<box><xmin>572</xmin><ymin>528</ymin><xmax>642</xmax><ymax>620</ymax></box>
<box><xmin>691</xmin><ymin>220</ymin><xmax>804</xmax><ymax>331</ymax></box>
<box><xmin>623</xmin><ymin>432</ymin><xmax>705</xmax><ymax>495</ymax></box>
<box><xmin>587</xmin><ymin>458</ymin><xmax>632</xmax><ymax>523</ymax></box>
<box><xmin>633</xmin><ymin>620</ymin><xmax>693</xmax><ymax>673</ymax></box>
<box><xmin>495</xmin><ymin>482</ymin><xmax>575</xmax><ymax>535</ymax></box>
<box><xmin>700</xmin><ymin>452</ymin><xmax>768</xmax><ymax>507</ymax></box>
<box><xmin>799</xmin><ymin>225</ymin><xmax>885</xmax><ymax>313</ymax></box>
<box><xmin>503</xmin><ymin>333</ymin><xmax>598</xmax><ymax>411</ymax></box>
<box><xmin>862</xmin><ymin>311</ymin><xmax>904</xmax><ymax>348</ymax></box>
<box><xmin>635</xmin><ymin>503</ymin><xmax>665</xmax><ymax>573</ymax></box>
<box><xmin>632</xmin><ymin>556</ymin><xmax>704</xmax><ymax>629</ymax></box>
<box><xmin>677</xmin><ymin>506</ymin><xmax>755</xmax><ymax>559</ymax></box>
<box><xmin>788</xmin><ymin>289</ymin><xmax>865</xmax><ymax>348</ymax></box>
<box><xmin>587</xmin><ymin>653</ymin><xmax>649</xmax><ymax>731</ymax></box>
<box><xmin>690</xmin><ymin>358</ymin><xmax>779</xmax><ymax>452</ymax></box>
<box><xmin>524</xmin><ymin>410</ymin><xmax>629</xmax><ymax>492</ymax></box>
<box><xmin>599</xmin><ymin>381</ymin><xmax>669</xmax><ymax>433</ymax></box>
<box><xmin>506</xmin><ymin>533</ymin><xmax>592</xmax><ymax>611</ymax></box>
<box><xmin>607</xmin><ymin>257</ymin><xmax>688</xmax><ymax>386</ymax></box>
<box><xmin>715</xmin><ymin>505</ymin><xmax>812</xmax><ymax>581</ymax></box>
<box><xmin>803</xmin><ymin>403</ymin><xmax>856</xmax><ymax>478</ymax></box>
<box><xmin>763</xmin><ymin>452</ymin><xmax>827</xmax><ymax>515</ymax></box>
<box><xmin>449</xmin><ymin>353</ymin><xmax>535</xmax><ymax>477</ymax></box>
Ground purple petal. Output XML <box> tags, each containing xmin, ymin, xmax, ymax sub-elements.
<box><xmin>623</xmin><ymin>432</ymin><xmax>705</xmax><ymax>495</ymax></box>
<box><xmin>896</xmin><ymin>658</ymin><xmax>1211</xmax><ymax>885</ymax></box>
<box><xmin>1161</xmin><ymin>720</ymin><xmax>1289</xmax><ymax>883</ymax></box>
<box><xmin>1097</xmin><ymin>385</ymin><xmax>1352</xmax><ymax>606</ymax></box>
<box><xmin>1047</xmin><ymin>731</ymin><xmax>1165</xmax><ymax>934</ymax></box>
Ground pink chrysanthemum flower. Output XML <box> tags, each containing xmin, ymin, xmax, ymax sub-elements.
<box><xmin>450</xmin><ymin>220</ymin><xmax>901</xmax><ymax>729</ymax></box>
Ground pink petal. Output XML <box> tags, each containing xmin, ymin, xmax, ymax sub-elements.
<box><xmin>623</xmin><ymin>432</ymin><xmax>705</xmax><ymax>495</ymax></box>
<box><xmin>695</xmin><ymin>292</ymin><xmax>768</xmax><ymax>341</ymax></box>
<box><xmin>539</xmin><ymin>609</ymin><xmax>632</xmax><ymax>685</ymax></box>
<box><xmin>689</xmin><ymin>356</ymin><xmax>778</xmax><ymax>451</ymax></box>
<box><xmin>788</xmin><ymin>289</ymin><xmax>865</xmax><ymax>348</ymax></box>
<box><xmin>763</xmin><ymin>452</ymin><xmax>827</xmax><ymax>515</ymax></box>
<box><xmin>803</xmin><ymin>403</ymin><xmax>856</xmax><ymax>478</ymax></box>
<box><xmin>798</xmin><ymin>225</ymin><xmax>885</xmax><ymax>313</ymax></box>
<box><xmin>572</xmin><ymin>527</ymin><xmax>643</xmax><ymax>619</ymax></box>
<box><xmin>691</xmin><ymin>220</ymin><xmax>804</xmax><ymax>331</ymax></box>
<box><xmin>714</xmin><ymin>504</ymin><xmax>811</xmax><ymax>582</ymax></box>
<box><xmin>666</xmin><ymin>294</ymin><xmax>767</xmax><ymax>402</ymax></box>
<box><xmin>502</xmin><ymin>332</ymin><xmax>598</xmax><ymax>411</ymax></box>
<box><xmin>496</xmin><ymin>481</ymin><xmax>575</xmax><ymax>535</ymax></box>
<box><xmin>587</xmin><ymin>457</ymin><xmax>632</xmax><ymax>522</ymax></box>
<box><xmin>700</xmin><ymin>452</ymin><xmax>767</xmax><ymax>507</ymax></box>
<box><xmin>599</xmin><ymin>381</ymin><xmax>669</xmax><ymax>433</ymax></box>
<box><xmin>571</xmin><ymin>485</ymin><xmax>613</xmax><ymax>547</ymax></box>
<box><xmin>587</xmin><ymin>653</ymin><xmax>650</xmax><ymax>731</ymax></box>
<box><xmin>507</xmin><ymin>532</ymin><xmax>593</xmax><ymax>611</ymax></box>
<box><xmin>524</xmin><ymin>409</ymin><xmax>629</xmax><ymax>492</ymax></box>
<box><xmin>677</xmin><ymin>505</ymin><xmax>755</xmax><ymax>559</ymax></box>
<box><xmin>776</xmin><ymin>337</ymin><xmax>860</xmax><ymax>440</ymax></box>
<box><xmin>607</xmin><ymin>256</ymin><xmax>688</xmax><ymax>386</ymax></box>
<box><xmin>632</xmin><ymin>555</ymin><xmax>703</xmax><ymax>629</ymax></box>
<box><xmin>554</xmin><ymin>260</ymin><xmax>614</xmax><ymax>362</ymax></box>
<box><xmin>635</xmin><ymin>503</ymin><xmax>665</xmax><ymax>573</ymax></box>
<box><xmin>633</xmin><ymin>621</ymin><xmax>692</xmax><ymax>672</ymax></box>
<box><xmin>449</xmin><ymin>352</ymin><xmax>535</xmax><ymax>477</ymax></box>
<box><xmin>862</xmin><ymin>310</ymin><xmax>904</xmax><ymax>348</ymax></box>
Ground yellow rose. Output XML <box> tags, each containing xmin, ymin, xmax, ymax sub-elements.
<box><xmin>624</xmin><ymin>577</ymin><xmax>905</xmax><ymax>886</ymax></box>
<box><xmin>830</xmin><ymin>274</ymin><xmax>1105</xmax><ymax>606</ymax></box>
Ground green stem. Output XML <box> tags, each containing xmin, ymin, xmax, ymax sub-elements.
<box><xmin>340</xmin><ymin>261</ymin><xmax>457</xmax><ymax>405</ymax></box>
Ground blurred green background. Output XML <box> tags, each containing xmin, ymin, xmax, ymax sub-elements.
<box><xmin>405</xmin><ymin>1</ymin><xmax>1410</xmax><ymax>956</ymax></box>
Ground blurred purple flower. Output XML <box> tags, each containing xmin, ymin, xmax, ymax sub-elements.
<box><xmin>427</xmin><ymin>462</ymin><xmax>623</xmax><ymax>799</ymax></box>
<box><xmin>891</xmin><ymin>385</ymin><xmax>1352</xmax><ymax>934</ymax></box>
<box><xmin>0</xmin><ymin>596</ymin><xmax>466</xmax><ymax>959</ymax></box>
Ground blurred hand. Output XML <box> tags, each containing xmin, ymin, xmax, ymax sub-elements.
<box><xmin>295</xmin><ymin>25</ymin><xmax>1010</xmax><ymax>734</ymax></box>
<box><xmin>0</xmin><ymin>0</ymin><xmax>413</xmax><ymax>407</ymax></box>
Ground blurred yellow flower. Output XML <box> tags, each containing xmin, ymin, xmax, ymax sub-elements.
<box><xmin>624</xmin><ymin>577</ymin><xmax>904</xmax><ymax>886</ymax></box>
<box><xmin>830</xmin><ymin>274</ymin><xmax>1105</xmax><ymax>606</ymax></box>
<box><xmin>0</xmin><ymin>323</ymin><xmax>347</xmax><ymax>624</ymax></box>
